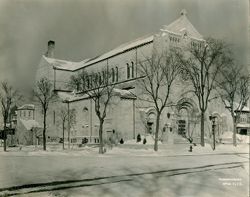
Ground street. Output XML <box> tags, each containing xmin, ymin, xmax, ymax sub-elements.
<box><xmin>0</xmin><ymin>144</ymin><xmax>249</xmax><ymax>197</ymax></box>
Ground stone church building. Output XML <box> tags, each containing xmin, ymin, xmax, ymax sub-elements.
<box><xmin>33</xmin><ymin>10</ymin><xmax>233</xmax><ymax>145</ymax></box>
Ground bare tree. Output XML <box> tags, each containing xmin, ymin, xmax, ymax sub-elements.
<box><xmin>70</xmin><ymin>69</ymin><xmax>115</xmax><ymax>154</ymax></box>
<box><xmin>176</xmin><ymin>37</ymin><xmax>232</xmax><ymax>146</ymax></box>
<box><xmin>0</xmin><ymin>82</ymin><xmax>19</xmax><ymax>151</ymax></box>
<box><xmin>33</xmin><ymin>78</ymin><xmax>56</xmax><ymax>151</ymax></box>
<box><xmin>186</xmin><ymin>115</ymin><xmax>200</xmax><ymax>145</ymax></box>
<box><xmin>58</xmin><ymin>107</ymin><xmax>76</xmax><ymax>150</ymax></box>
<box><xmin>217</xmin><ymin>63</ymin><xmax>250</xmax><ymax>146</ymax></box>
<box><xmin>137</xmin><ymin>49</ymin><xmax>180</xmax><ymax>151</ymax></box>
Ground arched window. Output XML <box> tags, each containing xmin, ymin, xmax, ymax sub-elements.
<box><xmin>93</xmin><ymin>73</ymin><xmax>98</xmax><ymax>87</ymax></box>
<box><xmin>98</xmin><ymin>72</ymin><xmax>102</xmax><ymax>85</ymax></box>
<box><xmin>89</xmin><ymin>75</ymin><xmax>92</xmax><ymax>89</ymax></box>
<box><xmin>131</xmin><ymin>61</ymin><xmax>134</xmax><ymax>78</ymax></box>
<box><xmin>53</xmin><ymin>111</ymin><xmax>55</xmax><ymax>125</ymax></box>
<box><xmin>102</xmin><ymin>71</ymin><xmax>106</xmax><ymax>83</ymax></box>
<box><xmin>86</xmin><ymin>76</ymin><xmax>90</xmax><ymax>89</ymax></box>
<box><xmin>111</xmin><ymin>68</ymin><xmax>115</xmax><ymax>83</ymax></box>
<box><xmin>115</xmin><ymin>66</ymin><xmax>118</xmax><ymax>82</ymax></box>
<box><xmin>127</xmin><ymin>63</ymin><xmax>130</xmax><ymax>79</ymax></box>
<box><xmin>83</xmin><ymin>107</ymin><xmax>88</xmax><ymax>112</ymax></box>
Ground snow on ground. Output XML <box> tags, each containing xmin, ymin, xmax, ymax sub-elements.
<box><xmin>0</xmin><ymin>142</ymin><xmax>249</xmax><ymax>197</ymax></box>
<box><xmin>220</xmin><ymin>132</ymin><xmax>250</xmax><ymax>144</ymax></box>
<box><xmin>236</xmin><ymin>134</ymin><xmax>250</xmax><ymax>143</ymax></box>
<box><xmin>124</xmin><ymin>135</ymin><xmax>162</xmax><ymax>145</ymax></box>
<box><xmin>0</xmin><ymin>140</ymin><xmax>248</xmax><ymax>158</ymax></box>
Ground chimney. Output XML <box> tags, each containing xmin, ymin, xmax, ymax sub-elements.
<box><xmin>45</xmin><ymin>40</ymin><xmax>55</xmax><ymax>58</ymax></box>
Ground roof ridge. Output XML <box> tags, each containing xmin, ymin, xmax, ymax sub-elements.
<box><xmin>164</xmin><ymin>14</ymin><xmax>202</xmax><ymax>39</ymax></box>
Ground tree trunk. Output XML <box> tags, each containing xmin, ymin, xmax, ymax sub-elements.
<box><xmin>43</xmin><ymin>111</ymin><xmax>47</xmax><ymax>151</ymax></box>
<box><xmin>67</xmin><ymin>103</ymin><xmax>70</xmax><ymax>149</ymax></box>
<box><xmin>154</xmin><ymin>113</ymin><xmax>160</xmax><ymax>151</ymax></box>
<box><xmin>99</xmin><ymin>119</ymin><xmax>104</xmax><ymax>154</ymax></box>
<box><xmin>3</xmin><ymin>123</ymin><xmax>7</xmax><ymax>152</ymax></box>
<box><xmin>212</xmin><ymin>124</ymin><xmax>216</xmax><ymax>150</ymax></box>
<box><xmin>200</xmin><ymin>111</ymin><xmax>205</xmax><ymax>147</ymax></box>
<box><xmin>233</xmin><ymin>120</ymin><xmax>237</xmax><ymax>147</ymax></box>
<box><xmin>62</xmin><ymin>122</ymin><xmax>65</xmax><ymax>150</ymax></box>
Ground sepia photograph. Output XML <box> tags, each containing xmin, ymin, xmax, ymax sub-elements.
<box><xmin>0</xmin><ymin>0</ymin><xmax>249</xmax><ymax>196</ymax></box>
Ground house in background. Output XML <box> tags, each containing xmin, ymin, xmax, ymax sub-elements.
<box><xmin>235</xmin><ymin>105</ymin><xmax>250</xmax><ymax>136</ymax></box>
<box><xmin>15</xmin><ymin>104</ymin><xmax>42</xmax><ymax>145</ymax></box>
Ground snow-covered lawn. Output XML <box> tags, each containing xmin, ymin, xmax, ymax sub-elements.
<box><xmin>0</xmin><ymin>143</ymin><xmax>249</xmax><ymax>197</ymax></box>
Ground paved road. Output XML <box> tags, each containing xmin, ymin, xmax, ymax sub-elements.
<box><xmin>0</xmin><ymin>149</ymin><xmax>249</xmax><ymax>197</ymax></box>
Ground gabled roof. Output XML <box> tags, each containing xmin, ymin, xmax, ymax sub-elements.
<box><xmin>43</xmin><ymin>34</ymin><xmax>153</xmax><ymax>71</ymax></box>
<box><xmin>224</xmin><ymin>100</ymin><xmax>250</xmax><ymax>112</ymax></box>
<box><xmin>42</xmin><ymin>9</ymin><xmax>202</xmax><ymax>71</ymax></box>
<box><xmin>83</xmin><ymin>35</ymin><xmax>154</xmax><ymax>67</ymax></box>
<box><xmin>43</xmin><ymin>56</ymin><xmax>89</xmax><ymax>71</ymax></box>
<box><xmin>57</xmin><ymin>88</ymin><xmax>136</xmax><ymax>103</ymax></box>
<box><xmin>20</xmin><ymin>119</ymin><xmax>41</xmax><ymax>130</ymax></box>
<box><xmin>162</xmin><ymin>9</ymin><xmax>203</xmax><ymax>40</ymax></box>
<box><xmin>17</xmin><ymin>104</ymin><xmax>35</xmax><ymax>110</ymax></box>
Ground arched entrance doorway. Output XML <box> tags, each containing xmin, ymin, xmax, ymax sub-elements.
<box><xmin>175</xmin><ymin>98</ymin><xmax>199</xmax><ymax>139</ymax></box>
<box><xmin>147</xmin><ymin>111</ymin><xmax>156</xmax><ymax>134</ymax></box>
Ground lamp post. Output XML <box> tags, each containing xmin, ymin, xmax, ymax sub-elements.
<box><xmin>209</xmin><ymin>115</ymin><xmax>217</xmax><ymax>151</ymax></box>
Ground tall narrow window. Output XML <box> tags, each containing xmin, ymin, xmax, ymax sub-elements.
<box><xmin>115</xmin><ymin>67</ymin><xmax>118</xmax><ymax>82</ymax></box>
<box><xmin>28</xmin><ymin>111</ymin><xmax>31</xmax><ymax>117</ymax></box>
<box><xmin>98</xmin><ymin>72</ymin><xmax>102</xmax><ymax>85</ymax></box>
<box><xmin>111</xmin><ymin>68</ymin><xmax>115</xmax><ymax>83</ymax></box>
<box><xmin>89</xmin><ymin>75</ymin><xmax>92</xmax><ymax>89</ymax></box>
<box><xmin>131</xmin><ymin>61</ymin><xmax>134</xmax><ymax>78</ymax></box>
<box><xmin>127</xmin><ymin>63</ymin><xmax>130</xmax><ymax>79</ymax></box>
<box><xmin>94</xmin><ymin>73</ymin><xmax>99</xmax><ymax>87</ymax></box>
<box><xmin>53</xmin><ymin>111</ymin><xmax>56</xmax><ymax>125</ymax></box>
<box><xmin>85</xmin><ymin>76</ymin><xmax>90</xmax><ymax>89</ymax></box>
<box><xmin>102</xmin><ymin>71</ymin><xmax>106</xmax><ymax>83</ymax></box>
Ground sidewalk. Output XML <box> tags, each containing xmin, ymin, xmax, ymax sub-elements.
<box><xmin>0</xmin><ymin>143</ymin><xmax>248</xmax><ymax>158</ymax></box>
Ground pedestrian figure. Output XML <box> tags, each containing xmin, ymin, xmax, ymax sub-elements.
<box><xmin>137</xmin><ymin>134</ymin><xmax>141</xmax><ymax>143</ymax></box>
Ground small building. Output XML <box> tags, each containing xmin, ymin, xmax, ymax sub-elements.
<box><xmin>15</xmin><ymin>104</ymin><xmax>42</xmax><ymax>145</ymax></box>
<box><xmin>235</xmin><ymin>106</ymin><xmax>250</xmax><ymax>135</ymax></box>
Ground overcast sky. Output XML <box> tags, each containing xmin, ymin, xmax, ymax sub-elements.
<box><xmin>0</xmin><ymin>0</ymin><xmax>249</xmax><ymax>88</ymax></box>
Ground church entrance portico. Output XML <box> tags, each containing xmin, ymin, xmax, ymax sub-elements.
<box><xmin>147</xmin><ymin>111</ymin><xmax>156</xmax><ymax>134</ymax></box>
<box><xmin>175</xmin><ymin>98</ymin><xmax>200</xmax><ymax>141</ymax></box>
